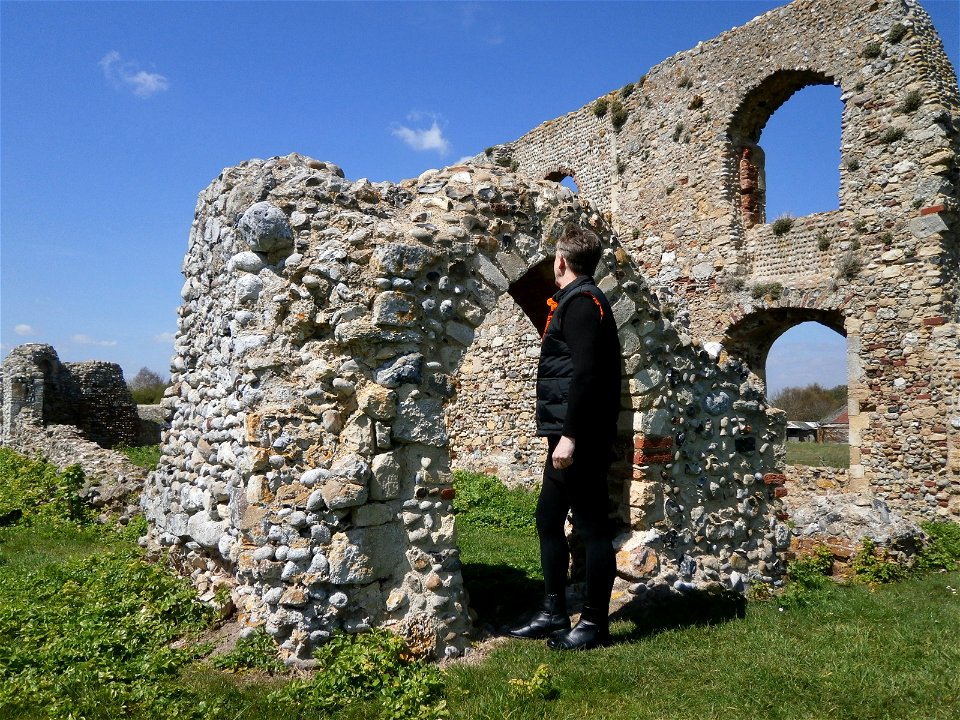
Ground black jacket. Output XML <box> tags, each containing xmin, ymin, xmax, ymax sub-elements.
<box><xmin>536</xmin><ymin>275</ymin><xmax>621</xmax><ymax>443</ymax></box>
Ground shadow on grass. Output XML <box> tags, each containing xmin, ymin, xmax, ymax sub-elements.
<box><xmin>461</xmin><ymin>561</ymin><xmax>542</xmax><ymax>630</ymax></box>
<box><xmin>610</xmin><ymin>587</ymin><xmax>746</xmax><ymax>643</ymax></box>
<box><xmin>463</xmin><ymin>560</ymin><xmax>745</xmax><ymax>647</ymax></box>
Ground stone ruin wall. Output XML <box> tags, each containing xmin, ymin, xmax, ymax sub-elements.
<box><xmin>0</xmin><ymin>344</ymin><xmax>146</xmax><ymax>517</ymax></box>
<box><xmin>1</xmin><ymin>343</ymin><xmax>141</xmax><ymax>450</ymax></box>
<box><xmin>142</xmin><ymin>154</ymin><xmax>792</xmax><ymax>660</ymax></box>
<box><xmin>473</xmin><ymin>0</ymin><xmax>960</xmax><ymax>523</ymax></box>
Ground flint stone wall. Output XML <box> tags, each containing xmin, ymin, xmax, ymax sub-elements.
<box><xmin>476</xmin><ymin>0</ymin><xmax>959</xmax><ymax>522</ymax></box>
<box><xmin>143</xmin><ymin>153</ymin><xmax>791</xmax><ymax>660</ymax></box>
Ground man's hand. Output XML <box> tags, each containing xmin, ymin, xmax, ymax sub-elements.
<box><xmin>552</xmin><ymin>435</ymin><xmax>576</xmax><ymax>469</ymax></box>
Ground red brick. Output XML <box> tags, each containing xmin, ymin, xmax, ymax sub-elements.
<box><xmin>634</xmin><ymin>435</ymin><xmax>672</xmax><ymax>450</ymax></box>
<box><xmin>774</xmin><ymin>487</ymin><xmax>788</xmax><ymax>498</ymax></box>
<box><xmin>923</xmin><ymin>316</ymin><xmax>946</xmax><ymax>326</ymax></box>
<box><xmin>635</xmin><ymin>450</ymin><xmax>672</xmax><ymax>464</ymax></box>
<box><xmin>763</xmin><ymin>473</ymin><xmax>787</xmax><ymax>486</ymax></box>
<box><xmin>440</xmin><ymin>487</ymin><xmax>456</xmax><ymax>500</ymax></box>
<box><xmin>919</xmin><ymin>204</ymin><xmax>945</xmax><ymax>216</ymax></box>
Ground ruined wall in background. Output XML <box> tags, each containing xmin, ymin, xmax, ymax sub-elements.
<box><xmin>0</xmin><ymin>343</ymin><xmax>145</xmax><ymax>519</ymax></box>
<box><xmin>476</xmin><ymin>0</ymin><xmax>959</xmax><ymax>522</ymax></box>
<box><xmin>1</xmin><ymin>343</ymin><xmax>140</xmax><ymax>450</ymax></box>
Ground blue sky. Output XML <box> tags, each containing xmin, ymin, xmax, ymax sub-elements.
<box><xmin>2</xmin><ymin>1</ymin><xmax>957</xmax><ymax>397</ymax></box>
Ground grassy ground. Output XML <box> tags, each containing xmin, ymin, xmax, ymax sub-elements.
<box><xmin>2</xmin><ymin>452</ymin><xmax>958</xmax><ymax>719</ymax></box>
<box><xmin>445</xmin><ymin>571</ymin><xmax>960</xmax><ymax>719</ymax></box>
<box><xmin>785</xmin><ymin>441</ymin><xmax>850</xmax><ymax>468</ymax></box>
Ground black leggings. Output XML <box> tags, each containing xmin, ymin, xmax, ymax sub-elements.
<box><xmin>536</xmin><ymin>436</ymin><xmax>616</xmax><ymax>611</ymax></box>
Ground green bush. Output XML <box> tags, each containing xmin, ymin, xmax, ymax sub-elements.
<box><xmin>916</xmin><ymin>521</ymin><xmax>960</xmax><ymax>572</ymax></box>
<box><xmin>131</xmin><ymin>384</ymin><xmax>168</xmax><ymax>404</ymax></box>
<box><xmin>268</xmin><ymin>630</ymin><xmax>446</xmax><ymax>720</ymax></box>
<box><xmin>880</xmin><ymin>127</ymin><xmax>905</xmax><ymax>143</ymax></box>
<box><xmin>592</xmin><ymin>97</ymin><xmax>609</xmax><ymax>118</ymax></box>
<box><xmin>0</xmin><ymin>448</ymin><xmax>91</xmax><ymax>526</ymax></box>
<box><xmin>863</xmin><ymin>41</ymin><xmax>882</xmax><ymax>59</ymax></box>
<box><xmin>887</xmin><ymin>22</ymin><xmax>908</xmax><ymax>43</ymax></box>
<box><xmin>453</xmin><ymin>470</ymin><xmax>538</xmax><ymax>532</ymax></box>
<box><xmin>610</xmin><ymin>100</ymin><xmax>628</xmax><ymax>130</ymax></box>
<box><xmin>787</xmin><ymin>546</ymin><xmax>834</xmax><ymax>590</ymax></box>
<box><xmin>781</xmin><ymin>546</ymin><xmax>835</xmax><ymax>607</ymax></box>
<box><xmin>852</xmin><ymin>537</ymin><xmax>907</xmax><ymax>584</ymax></box>
<box><xmin>836</xmin><ymin>251</ymin><xmax>863</xmax><ymax>281</ymax></box>
<box><xmin>619</xmin><ymin>83</ymin><xmax>634</xmax><ymax>98</ymax></box>
<box><xmin>898</xmin><ymin>89</ymin><xmax>922</xmax><ymax>114</ymax></box>
<box><xmin>750</xmin><ymin>282</ymin><xmax>784</xmax><ymax>301</ymax></box>
<box><xmin>771</xmin><ymin>214</ymin><xmax>794</xmax><ymax>236</ymax></box>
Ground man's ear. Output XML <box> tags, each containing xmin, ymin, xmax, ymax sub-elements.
<box><xmin>556</xmin><ymin>253</ymin><xmax>567</xmax><ymax>274</ymax></box>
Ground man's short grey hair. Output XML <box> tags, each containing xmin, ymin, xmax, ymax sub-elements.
<box><xmin>557</xmin><ymin>225</ymin><xmax>602</xmax><ymax>276</ymax></box>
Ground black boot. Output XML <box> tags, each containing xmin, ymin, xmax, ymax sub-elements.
<box><xmin>547</xmin><ymin>605</ymin><xmax>610</xmax><ymax>650</ymax></box>
<box><xmin>508</xmin><ymin>594</ymin><xmax>570</xmax><ymax>639</ymax></box>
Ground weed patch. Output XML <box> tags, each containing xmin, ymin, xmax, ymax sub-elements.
<box><xmin>0</xmin><ymin>448</ymin><xmax>92</xmax><ymax>527</ymax></box>
<box><xmin>268</xmin><ymin>630</ymin><xmax>446</xmax><ymax>719</ymax></box>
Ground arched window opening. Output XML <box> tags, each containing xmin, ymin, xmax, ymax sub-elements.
<box><xmin>766</xmin><ymin>321</ymin><xmax>849</xmax><ymax>465</ymax></box>
<box><xmin>762</xmin><ymin>85</ymin><xmax>842</xmax><ymax>220</ymax></box>
<box><xmin>729</xmin><ymin>71</ymin><xmax>841</xmax><ymax>227</ymax></box>
<box><xmin>544</xmin><ymin>169</ymin><xmax>580</xmax><ymax>194</ymax></box>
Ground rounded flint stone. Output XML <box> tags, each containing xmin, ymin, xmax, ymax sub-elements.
<box><xmin>238</xmin><ymin>202</ymin><xmax>293</xmax><ymax>253</ymax></box>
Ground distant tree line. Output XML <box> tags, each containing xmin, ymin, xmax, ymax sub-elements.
<box><xmin>128</xmin><ymin>367</ymin><xmax>170</xmax><ymax>405</ymax></box>
<box><xmin>770</xmin><ymin>383</ymin><xmax>847</xmax><ymax>421</ymax></box>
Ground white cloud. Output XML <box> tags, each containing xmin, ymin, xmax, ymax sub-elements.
<box><xmin>72</xmin><ymin>334</ymin><xmax>118</xmax><ymax>347</ymax></box>
<box><xmin>153</xmin><ymin>332</ymin><xmax>175</xmax><ymax>345</ymax></box>
<box><xmin>14</xmin><ymin>324</ymin><xmax>36</xmax><ymax>336</ymax></box>
<box><xmin>391</xmin><ymin>114</ymin><xmax>450</xmax><ymax>154</ymax></box>
<box><xmin>99</xmin><ymin>51</ymin><xmax>169</xmax><ymax>98</ymax></box>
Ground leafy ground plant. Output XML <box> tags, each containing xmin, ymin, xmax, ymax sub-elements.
<box><xmin>0</xmin><ymin>545</ymin><xmax>215</xmax><ymax>720</ymax></box>
<box><xmin>211</xmin><ymin>628</ymin><xmax>285</xmax><ymax>674</ymax></box>
<box><xmin>0</xmin><ymin>448</ymin><xmax>91</xmax><ymax>526</ymax></box>
<box><xmin>268</xmin><ymin>630</ymin><xmax>446</xmax><ymax>720</ymax></box>
<box><xmin>916</xmin><ymin>521</ymin><xmax>960</xmax><ymax>571</ymax></box>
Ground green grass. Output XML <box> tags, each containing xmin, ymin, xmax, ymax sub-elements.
<box><xmin>2</xmin><ymin>456</ymin><xmax>958</xmax><ymax>720</ymax></box>
<box><xmin>117</xmin><ymin>443</ymin><xmax>162</xmax><ymax>469</ymax></box>
<box><xmin>446</xmin><ymin>573</ymin><xmax>960</xmax><ymax>719</ymax></box>
<box><xmin>786</xmin><ymin>441</ymin><xmax>850</xmax><ymax>468</ymax></box>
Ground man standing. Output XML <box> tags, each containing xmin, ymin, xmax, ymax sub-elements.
<box><xmin>509</xmin><ymin>225</ymin><xmax>622</xmax><ymax>650</ymax></box>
